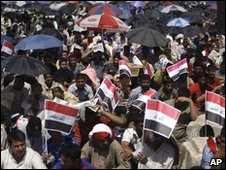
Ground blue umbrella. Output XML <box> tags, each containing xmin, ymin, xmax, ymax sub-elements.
<box><xmin>1</xmin><ymin>35</ymin><xmax>14</xmax><ymax>45</ymax></box>
<box><xmin>167</xmin><ymin>17</ymin><xmax>190</xmax><ymax>27</ymax></box>
<box><xmin>118</xmin><ymin>8</ymin><xmax>132</xmax><ymax>19</ymax></box>
<box><xmin>15</xmin><ymin>34</ymin><xmax>63</xmax><ymax>50</ymax></box>
<box><xmin>131</xmin><ymin>1</ymin><xmax>145</xmax><ymax>9</ymax></box>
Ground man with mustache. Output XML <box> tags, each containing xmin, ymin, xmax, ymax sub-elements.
<box><xmin>164</xmin><ymin>87</ymin><xmax>200</xmax><ymax>143</ymax></box>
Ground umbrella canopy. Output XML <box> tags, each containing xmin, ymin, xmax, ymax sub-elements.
<box><xmin>183</xmin><ymin>25</ymin><xmax>204</xmax><ymax>37</ymax></box>
<box><xmin>131</xmin><ymin>1</ymin><xmax>145</xmax><ymax>9</ymax></box>
<box><xmin>118</xmin><ymin>8</ymin><xmax>132</xmax><ymax>19</ymax></box>
<box><xmin>78</xmin><ymin>14</ymin><xmax>130</xmax><ymax>33</ymax></box>
<box><xmin>144</xmin><ymin>9</ymin><xmax>163</xmax><ymax>19</ymax></box>
<box><xmin>15</xmin><ymin>34</ymin><xmax>63</xmax><ymax>51</ymax></box>
<box><xmin>88</xmin><ymin>3</ymin><xmax>122</xmax><ymax>16</ymax></box>
<box><xmin>161</xmin><ymin>5</ymin><xmax>187</xmax><ymax>13</ymax></box>
<box><xmin>1</xmin><ymin>55</ymin><xmax>50</xmax><ymax>77</ymax></box>
<box><xmin>125</xmin><ymin>27</ymin><xmax>168</xmax><ymax>48</ymax></box>
<box><xmin>167</xmin><ymin>17</ymin><xmax>190</xmax><ymax>27</ymax></box>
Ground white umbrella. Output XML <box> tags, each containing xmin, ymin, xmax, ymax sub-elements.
<box><xmin>161</xmin><ymin>5</ymin><xmax>187</xmax><ymax>13</ymax></box>
<box><xmin>167</xmin><ymin>17</ymin><xmax>190</xmax><ymax>27</ymax></box>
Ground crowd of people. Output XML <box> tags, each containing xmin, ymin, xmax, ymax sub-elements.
<box><xmin>1</xmin><ymin>1</ymin><xmax>225</xmax><ymax>169</ymax></box>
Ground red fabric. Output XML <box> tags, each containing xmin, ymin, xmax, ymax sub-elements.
<box><xmin>93</xmin><ymin>132</ymin><xmax>110</xmax><ymax>140</ymax></box>
<box><xmin>207</xmin><ymin>136</ymin><xmax>217</xmax><ymax>154</ymax></box>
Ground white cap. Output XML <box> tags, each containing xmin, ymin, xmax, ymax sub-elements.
<box><xmin>93</xmin><ymin>43</ymin><xmax>104</xmax><ymax>53</ymax></box>
<box><xmin>88</xmin><ymin>123</ymin><xmax>112</xmax><ymax>139</ymax></box>
<box><xmin>175</xmin><ymin>34</ymin><xmax>184</xmax><ymax>40</ymax></box>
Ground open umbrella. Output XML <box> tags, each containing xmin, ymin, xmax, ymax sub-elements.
<box><xmin>125</xmin><ymin>27</ymin><xmax>168</xmax><ymax>48</ymax></box>
<box><xmin>167</xmin><ymin>17</ymin><xmax>190</xmax><ymax>27</ymax></box>
<box><xmin>118</xmin><ymin>8</ymin><xmax>132</xmax><ymax>19</ymax></box>
<box><xmin>78</xmin><ymin>14</ymin><xmax>130</xmax><ymax>33</ymax></box>
<box><xmin>1</xmin><ymin>55</ymin><xmax>50</xmax><ymax>77</ymax></box>
<box><xmin>88</xmin><ymin>3</ymin><xmax>122</xmax><ymax>17</ymax></box>
<box><xmin>15</xmin><ymin>34</ymin><xmax>63</xmax><ymax>50</ymax></box>
<box><xmin>131</xmin><ymin>1</ymin><xmax>145</xmax><ymax>9</ymax></box>
<box><xmin>161</xmin><ymin>5</ymin><xmax>187</xmax><ymax>13</ymax></box>
<box><xmin>183</xmin><ymin>25</ymin><xmax>204</xmax><ymax>37</ymax></box>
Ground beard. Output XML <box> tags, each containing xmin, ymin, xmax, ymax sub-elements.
<box><xmin>174</xmin><ymin>101</ymin><xmax>189</xmax><ymax>111</ymax></box>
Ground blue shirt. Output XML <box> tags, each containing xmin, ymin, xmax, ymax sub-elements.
<box><xmin>52</xmin><ymin>159</ymin><xmax>96</xmax><ymax>169</ymax></box>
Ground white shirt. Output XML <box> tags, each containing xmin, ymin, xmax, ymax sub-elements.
<box><xmin>134</xmin><ymin>142</ymin><xmax>175</xmax><ymax>169</ymax></box>
<box><xmin>121</xmin><ymin>127</ymin><xmax>142</xmax><ymax>151</ymax></box>
<box><xmin>1</xmin><ymin>147</ymin><xmax>47</xmax><ymax>169</ymax></box>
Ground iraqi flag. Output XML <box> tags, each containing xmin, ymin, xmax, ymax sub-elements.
<box><xmin>144</xmin><ymin>63</ymin><xmax>155</xmax><ymax>79</ymax></box>
<box><xmin>44</xmin><ymin>99</ymin><xmax>79</xmax><ymax>134</ymax></box>
<box><xmin>166</xmin><ymin>58</ymin><xmax>188</xmax><ymax>81</ymax></box>
<box><xmin>132</xmin><ymin>90</ymin><xmax>157</xmax><ymax>111</ymax></box>
<box><xmin>144</xmin><ymin>99</ymin><xmax>180</xmax><ymax>138</ymax></box>
<box><xmin>1</xmin><ymin>40</ymin><xmax>14</xmax><ymax>55</ymax></box>
<box><xmin>205</xmin><ymin>91</ymin><xmax>225</xmax><ymax>126</ymax></box>
<box><xmin>96</xmin><ymin>77</ymin><xmax>120</xmax><ymax>113</ymax></box>
<box><xmin>119</xmin><ymin>60</ymin><xmax>131</xmax><ymax>78</ymax></box>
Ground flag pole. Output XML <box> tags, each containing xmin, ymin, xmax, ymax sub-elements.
<box><xmin>205</xmin><ymin>90</ymin><xmax>207</xmax><ymax>137</ymax></box>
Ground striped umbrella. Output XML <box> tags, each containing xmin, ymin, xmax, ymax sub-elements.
<box><xmin>78</xmin><ymin>14</ymin><xmax>130</xmax><ymax>33</ymax></box>
<box><xmin>88</xmin><ymin>3</ymin><xmax>122</xmax><ymax>17</ymax></box>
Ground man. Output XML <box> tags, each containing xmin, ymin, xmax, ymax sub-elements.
<box><xmin>189</xmin><ymin>73</ymin><xmax>210</xmax><ymax>111</ymax></box>
<box><xmin>133</xmin><ymin>130</ymin><xmax>178</xmax><ymax>169</ymax></box>
<box><xmin>53</xmin><ymin>58</ymin><xmax>74</xmax><ymax>85</ymax></box>
<box><xmin>121</xmin><ymin>114</ymin><xmax>144</xmax><ymax>169</ymax></box>
<box><xmin>164</xmin><ymin>87</ymin><xmax>200</xmax><ymax>142</ymax></box>
<box><xmin>89</xmin><ymin>43</ymin><xmax>106</xmax><ymax>82</ymax></box>
<box><xmin>189</xmin><ymin>61</ymin><xmax>205</xmax><ymax>83</ymax></box>
<box><xmin>68</xmin><ymin>73</ymin><xmax>94</xmax><ymax>102</ymax></box>
<box><xmin>1</xmin><ymin>129</ymin><xmax>47</xmax><ymax>169</ymax></box>
<box><xmin>81</xmin><ymin>123</ymin><xmax>131</xmax><ymax>169</ymax></box>
<box><xmin>128</xmin><ymin>74</ymin><xmax>155</xmax><ymax>107</ymax></box>
<box><xmin>68</xmin><ymin>50</ymin><xmax>85</xmax><ymax>78</ymax></box>
<box><xmin>154</xmin><ymin>77</ymin><xmax>177</xmax><ymax>101</ymax></box>
<box><xmin>206</xmin><ymin>65</ymin><xmax>223</xmax><ymax>91</ymax></box>
<box><xmin>21</xmin><ymin>83</ymin><xmax>48</xmax><ymax>116</ymax></box>
<box><xmin>1</xmin><ymin>75</ymin><xmax>29</xmax><ymax>115</ymax></box>
<box><xmin>53</xmin><ymin>143</ymin><xmax>96</xmax><ymax>169</ymax></box>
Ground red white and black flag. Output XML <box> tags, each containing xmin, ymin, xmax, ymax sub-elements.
<box><xmin>166</xmin><ymin>58</ymin><xmax>188</xmax><ymax>81</ymax></box>
<box><xmin>119</xmin><ymin>60</ymin><xmax>131</xmax><ymax>78</ymax></box>
<box><xmin>132</xmin><ymin>90</ymin><xmax>157</xmax><ymax>111</ymax></box>
<box><xmin>144</xmin><ymin>99</ymin><xmax>180</xmax><ymax>138</ymax></box>
<box><xmin>1</xmin><ymin>40</ymin><xmax>14</xmax><ymax>55</ymax></box>
<box><xmin>44</xmin><ymin>99</ymin><xmax>79</xmax><ymax>134</ymax></box>
<box><xmin>205</xmin><ymin>91</ymin><xmax>225</xmax><ymax>126</ymax></box>
<box><xmin>96</xmin><ymin>77</ymin><xmax>120</xmax><ymax>113</ymax></box>
<box><xmin>144</xmin><ymin>63</ymin><xmax>155</xmax><ymax>79</ymax></box>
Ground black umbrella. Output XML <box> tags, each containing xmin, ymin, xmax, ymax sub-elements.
<box><xmin>1</xmin><ymin>55</ymin><xmax>50</xmax><ymax>77</ymax></box>
<box><xmin>183</xmin><ymin>25</ymin><xmax>204</xmax><ymax>37</ymax></box>
<box><xmin>125</xmin><ymin>27</ymin><xmax>168</xmax><ymax>48</ymax></box>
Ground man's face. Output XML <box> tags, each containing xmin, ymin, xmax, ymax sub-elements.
<box><xmin>11</xmin><ymin>140</ymin><xmax>26</xmax><ymax>161</ymax></box>
<box><xmin>69</xmin><ymin>57</ymin><xmax>77</xmax><ymax>67</ymax></box>
<box><xmin>194</xmin><ymin>66</ymin><xmax>203</xmax><ymax>75</ymax></box>
<box><xmin>164</xmin><ymin>83</ymin><xmax>174</xmax><ymax>93</ymax></box>
<box><xmin>76</xmin><ymin>78</ymin><xmax>85</xmax><ymax>89</ymax></box>
<box><xmin>208</xmin><ymin>69</ymin><xmax>216</xmax><ymax>79</ymax></box>
<box><xmin>199</xmin><ymin>77</ymin><xmax>207</xmax><ymax>87</ymax></box>
<box><xmin>61</xmin><ymin>155</ymin><xmax>78</xmax><ymax>169</ymax></box>
<box><xmin>141</xmin><ymin>80</ymin><xmax>151</xmax><ymax>92</ymax></box>
<box><xmin>60</xmin><ymin>61</ymin><xmax>68</xmax><ymax>70</ymax></box>
<box><xmin>93</xmin><ymin>138</ymin><xmax>110</xmax><ymax>150</ymax></box>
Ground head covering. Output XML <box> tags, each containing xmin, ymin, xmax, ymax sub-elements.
<box><xmin>81</xmin><ymin>65</ymin><xmax>100</xmax><ymax>89</ymax></box>
<box><xmin>89</xmin><ymin>123</ymin><xmax>113</xmax><ymax>140</ymax></box>
<box><xmin>175</xmin><ymin>34</ymin><xmax>184</xmax><ymax>40</ymax></box>
<box><xmin>93</xmin><ymin>43</ymin><xmax>104</xmax><ymax>53</ymax></box>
